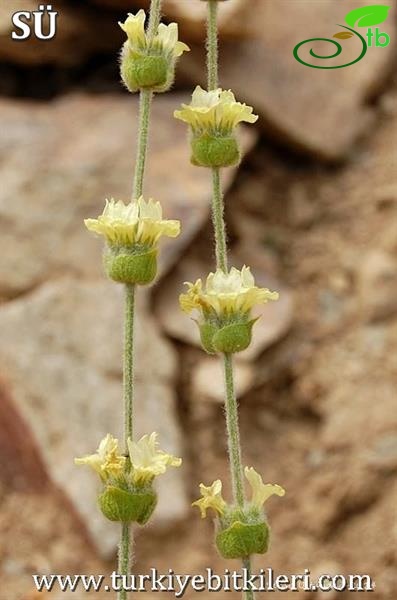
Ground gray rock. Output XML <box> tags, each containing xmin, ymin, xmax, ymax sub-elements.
<box><xmin>0</xmin><ymin>280</ymin><xmax>186</xmax><ymax>556</ymax></box>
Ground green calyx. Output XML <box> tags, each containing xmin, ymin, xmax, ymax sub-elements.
<box><xmin>120</xmin><ymin>48</ymin><xmax>172</xmax><ymax>93</ymax></box>
<box><xmin>191</xmin><ymin>134</ymin><xmax>240</xmax><ymax>168</ymax></box>
<box><xmin>216</xmin><ymin>507</ymin><xmax>270</xmax><ymax>559</ymax></box>
<box><xmin>216</xmin><ymin>519</ymin><xmax>269</xmax><ymax>559</ymax></box>
<box><xmin>98</xmin><ymin>485</ymin><xmax>157</xmax><ymax>525</ymax></box>
<box><xmin>104</xmin><ymin>245</ymin><xmax>157</xmax><ymax>286</ymax></box>
<box><xmin>198</xmin><ymin>318</ymin><xmax>257</xmax><ymax>354</ymax></box>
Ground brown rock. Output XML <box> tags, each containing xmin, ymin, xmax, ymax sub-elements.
<box><xmin>0</xmin><ymin>1</ymin><xmax>121</xmax><ymax>66</ymax></box>
<box><xmin>357</xmin><ymin>249</ymin><xmax>397</xmax><ymax>321</ymax></box>
<box><xmin>0</xmin><ymin>0</ymin><xmax>249</xmax><ymax>67</ymax></box>
<box><xmin>192</xmin><ymin>356</ymin><xmax>254</xmax><ymax>403</ymax></box>
<box><xmin>0</xmin><ymin>93</ymin><xmax>255</xmax><ymax>298</ymax></box>
<box><xmin>181</xmin><ymin>0</ymin><xmax>396</xmax><ymax>160</ymax></box>
<box><xmin>0</xmin><ymin>280</ymin><xmax>187</xmax><ymax>556</ymax></box>
<box><xmin>89</xmin><ymin>0</ymin><xmax>250</xmax><ymax>40</ymax></box>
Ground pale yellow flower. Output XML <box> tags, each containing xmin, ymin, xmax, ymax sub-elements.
<box><xmin>192</xmin><ymin>480</ymin><xmax>227</xmax><ymax>518</ymax></box>
<box><xmin>244</xmin><ymin>467</ymin><xmax>285</xmax><ymax>510</ymax></box>
<box><xmin>127</xmin><ymin>433</ymin><xmax>182</xmax><ymax>486</ymax></box>
<box><xmin>84</xmin><ymin>197</ymin><xmax>180</xmax><ymax>248</ymax></box>
<box><xmin>119</xmin><ymin>10</ymin><xmax>189</xmax><ymax>58</ymax></box>
<box><xmin>119</xmin><ymin>10</ymin><xmax>146</xmax><ymax>50</ymax></box>
<box><xmin>75</xmin><ymin>434</ymin><xmax>126</xmax><ymax>482</ymax></box>
<box><xmin>174</xmin><ymin>86</ymin><xmax>258</xmax><ymax>135</ymax></box>
<box><xmin>180</xmin><ymin>266</ymin><xmax>279</xmax><ymax>318</ymax></box>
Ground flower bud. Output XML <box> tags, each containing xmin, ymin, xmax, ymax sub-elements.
<box><xmin>121</xmin><ymin>51</ymin><xmax>168</xmax><ymax>93</ymax></box>
<box><xmin>198</xmin><ymin>321</ymin><xmax>218</xmax><ymax>354</ymax></box>
<box><xmin>175</xmin><ymin>87</ymin><xmax>257</xmax><ymax>170</ymax></box>
<box><xmin>216</xmin><ymin>516</ymin><xmax>270</xmax><ymax>559</ymax></box>
<box><xmin>84</xmin><ymin>197</ymin><xmax>180</xmax><ymax>287</ymax></box>
<box><xmin>119</xmin><ymin>11</ymin><xmax>189</xmax><ymax>94</ymax></box>
<box><xmin>98</xmin><ymin>485</ymin><xmax>157</xmax><ymax>524</ymax></box>
<box><xmin>191</xmin><ymin>134</ymin><xmax>240</xmax><ymax>168</ymax></box>
<box><xmin>212</xmin><ymin>319</ymin><xmax>256</xmax><ymax>354</ymax></box>
<box><xmin>180</xmin><ymin>267</ymin><xmax>278</xmax><ymax>355</ymax></box>
<box><xmin>104</xmin><ymin>246</ymin><xmax>158</xmax><ymax>286</ymax></box>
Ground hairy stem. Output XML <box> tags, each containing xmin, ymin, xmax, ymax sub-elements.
<box><xmin>123</xmin><ymin>284</ymin><xmax>135</xmax><ymax>445</ymax></box>
<box><xmin>242</xmin><ymin>558</ymin><xmax>255</xmax><ymax>600</ymax></box>
<box><xmin>133</xmin><ymin>89</ymin><xmax>153</xmax><ymax>199</ymax></box>
<box><xmin>120</xmin><ymin>2</ymin><xmax>163</xmax><ymax>597</ymax></box>
<box><xmin>132</xmin><ymin>0</ymin><xmax>163</xmax><ymax>199</ymax></box>
<box><xmin>206</xmin><ymin>2</ymin><xmax>255</xmax><ymax>599</ymax></box>
<box><xmin>207</xmin><ymin>0</ymin><xmax>219</xmax><ymax>90</ymax></box>
<box><xmin>211</xmin><ymin>168</ymin><xmax>228</xmax><ymax>273</ymax></box>
<box><xmin>147</xmin><ymin>0</ymin><xmax>162</xmax><ymax>43</ymax></box>
<box><xmin>118</xmin><ymin>523</ymin><xmax>131</xmax><ymax>600</ymax></box>
<box><xmin>223</xmin><ymin>354</ymin><xmax>244</xmax><ymax>507</ymax></box>
<box><xmin>118</xmin><ymin>284</ymin><xmax>135</xmax><ymax>600</ymax></box>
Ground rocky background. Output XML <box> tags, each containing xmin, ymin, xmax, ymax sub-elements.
<box><xmin>1</xmin><ymin>1</ymin><xmax>397</xmax><ymax>599</ymax></box>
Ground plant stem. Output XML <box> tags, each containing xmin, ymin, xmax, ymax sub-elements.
<box><xmin>242</xmin><ymin>558</ymin><xmax>255</xmax><ymax>600</ymax></box>
<box><xmin>120</xmin><ymin>2</ymin><xmax>163</xmax><ymax>596</ymax></box>
<box><xmin>223</xmin><ymin>353</ymin><xmax>244</xmax><ymax>507</ymax></box>
<box><xmin>132</xmin><ymin>0</ymin><xmax>163</xmax><ymax>199</ymax></box>
<box><xmin>123</xmin><ymin>284</ymin><xmax>135</xmax><ymax>445</ymax></box>
<box><xmin>147</xmin><ymin>0</ymin><xmax>162</xmax><ymax>43</ymax></box>
<box><xmin>207</xmin><ymin>0</ymin><xmax>219</xmax><ymax>90</ymax></box>
<box><xmin>118</xmin><ymin>523</ymin><xmax>131</xmax><ymax>600</ymax></box>
<box><xmin>206</xmin><ymin>2</ymin><xmax>256</xmax><ymax>599</ymax></box>
<box><xmin>118</xmin><ymin>284</ymin><xmax>135</xmax><ymax>600</ymax></box>
<box><xmin>133</xmin><ymin>89</ymin><xmax>153</xmax><ymax>199</ymax></box>
<box><xmin>211</xmin><ymin>168</ymin><xmax>228</xmax><ymax>273</ymax></box>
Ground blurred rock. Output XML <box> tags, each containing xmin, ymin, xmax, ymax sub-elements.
<box><xmin>0</xmin><ymin>1</ymin><xmax>121</xmax><ymax>66</ymax></box>
<box><xmin>309</xmin><ymin>561</ymin><xmax>343</xmax><ymax>599</ymax></box>
<box><xmin>0</xmin><ymin>93</ymin><xmax>256</xmax><ymax>298</ymax></box>
<box><xmin>181</xmin><ymin>0</ymin><xmax>396</xmax><ymax>161</ymax></box>
<box><xmin>192</xmin><ymin>356</ymin><xmax>254</xmax><ymax>403</ymax></box>
<box><xmin>0</xmin><ymin>279</ymin><xmax>186</xmax><ymax>556</ymax></box>
<box><xmin>0</xmin><ymin>0</ymin><xmax>249</xmax><ymax>67</ymax></box>
<box><xmin>0</xmin><ymin>379</ymin><xmax>48</xmax><ymax>491</ymax></box>
<box><xmin>357</xmin><ymin>250</ymin><xmax>397</xmax><ymax>321</ymax></box>
<box><xmin>90</xmin><ymin>0</ymin><xmax>250</xmax><ymax>40</ymax></box>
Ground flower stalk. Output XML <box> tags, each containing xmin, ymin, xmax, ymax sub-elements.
<box><xmin>121</xmin><ymin>2</ymin><xmax>162</xmax><ymax>597</ymax></box>
<box><xmin>175</xmin><ymin>1</ymin><xmax>283</xmax><ymax>585</ymax></box>
<box><xmin>207</xmin><ymin>2</ymin><xmax>259</xmax><ymax>598</ymax></box>
<box><xmin>78</xmin><ymin>0</ymin><xmax>188</xmax><ymax>598</ymax></box>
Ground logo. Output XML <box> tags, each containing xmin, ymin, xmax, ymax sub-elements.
<box><xmin>293</xmin><ymin>4</ymin><xmax>390</xmax><ymax>69</ymax></box>
<box><xmin>12</xmin><ymin>4</ymin><xmax>58</xmax><ymax>41</ymax></box>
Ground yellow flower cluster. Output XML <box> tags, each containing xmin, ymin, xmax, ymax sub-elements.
<box><xmin>174</xmin><ymin>86</ymin><xmax>258</xmax><ymax>135</ymax></box>
<box><xmin>75</xmin><ymin>434</ymin><xmax>126</xmax><ymax>482</ymax></box>
<box><xmin>180</xmin><ymin>266</ymin><xmax>279</xmax><ymax>319</ymax></box>
<box><xmin>75</xmin><ymin>432</ymin><xmax>181</xmax><ymax>487</ymax></box>
<box><xmin>193</xmin><ymin>467</ymin><xmax>285</xmax><ymax>519</ymax></box>
<box><xmin>127</xmin><ymin>433</ymin><xmax>182</xmax><ymax>486</ymax></box>
<box><xmin>119</xmin><ymin>10</ymin><xmax>189</xmax><ymax>59</ymax></box>
<box><xmin>84</xmin><ymin>197</ymin><xmax>180</xmax><ymax>248</ymax></box>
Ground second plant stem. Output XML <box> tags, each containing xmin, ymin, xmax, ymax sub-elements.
<box><xmin>206</xmin><ymin>2</ymin><xmax>255</xmax><ymax>599</ymax></box>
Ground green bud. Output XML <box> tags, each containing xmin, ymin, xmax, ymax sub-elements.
<box><xmin>120</xmin><ymin>47</ymin><xmax>172</xmax><ymax>93</ymax></box>
<box><xmin>191</xmin><ymin>134</ymin><xmax>240</xmax><ymax>168</ymax></box>
<box><xmin>212</xmin><ymin>320</ymin><xmax>256</xmax><ymax>354</ymax></box>
<box><xmin>216</xmin><ymin>519</ymin><xmax>270</xmax><ymax>559</ymax></box>
<box><xmin>197</xmin><ymin>319</ymin><xmax>257</xmax><ymax>354</ymax></box>
<box><xmin>98</xmin><ymin>485</ymin><xmax>157</xmax><ymax>524</ymax></box>
<box><xmin>198</xmin><ymin>321</ymin><xmax>218</xmax><ymax>354</ymax></box>
<box><xmin>104</xmin><ymin>246</ymin><xmax>157</xmax><ymax>286</ymax></box>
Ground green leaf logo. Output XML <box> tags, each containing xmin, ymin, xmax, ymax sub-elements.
<box><xmin>345</xmin><ymin>5</ymin><xmax>390</xmax><ymax>28</ymax></box>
